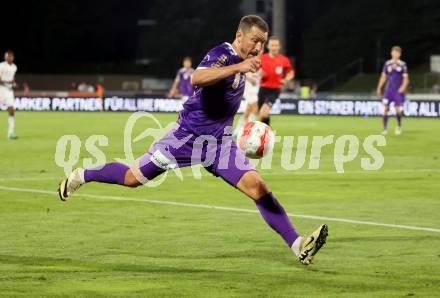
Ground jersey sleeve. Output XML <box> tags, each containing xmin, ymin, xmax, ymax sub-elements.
<box><xmin>197</xmin><ymin>47</ymin><xmax>229</xmax><ymax>69</ymax></box>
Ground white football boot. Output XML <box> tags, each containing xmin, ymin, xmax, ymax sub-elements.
<box><xmin>58</xmin><ymin>168</ymin><xmax>85</xmax><ymax>201</ymax></box>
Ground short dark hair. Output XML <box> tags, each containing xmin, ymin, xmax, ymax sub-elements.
<box><xmin>392</xmin><ymin>45</ymin><xmax>402</xmax><ymax>53</ymax></box>
<box><xmin>269</xmin><ymin>36</ymin><xmax>280</xmax><ymax>42</ymax></box>
<box><xmin>5</xmin><ymin>49</ymin><xmax>14</xmax><ymax>55</ymax></box>
<box><xmin>183</xmin><ymin>56</ymin><xmax>192</xmax><ymax>62</ymax></box>
<box><xmin>238</xmin><ymin>15</ymin><xmax>269</xmax><ymax>33</ymax></box>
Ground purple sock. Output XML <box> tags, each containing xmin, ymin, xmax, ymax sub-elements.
<box><xmin>255</xmin><ymin>193</ymin><xmax>299</xmax><ymax>247</ymax></box>
<box><xmin>84</xmin><ymin>163</ymin><xmax>129</xmax><ymax>185</ymax></box>
<box><xmin>396</xmin><ymin>113</ymin><xmax>402</xmax><ymax>127</ymax></box>
<box><xmin>383</xmin><ymin>115</ymin><xmax>389</xmax><ymax>130</ymax></box>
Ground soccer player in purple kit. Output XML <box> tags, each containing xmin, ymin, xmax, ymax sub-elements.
<box><xmin>376</xmin><ymin>46</ymin><xmax>409</xmax><ymax>135</ymax></box>
<box><xmin>58</xmin><ymin>15</ymin><xmax>328</xmax><ymax>265</ymax></box>
<box><xmin>168</xmin><ymin>57</ymin><xmax>194</xmax><ymax>99</ymax></box>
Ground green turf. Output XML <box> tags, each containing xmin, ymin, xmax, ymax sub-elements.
<box><xmin>0</xmin><ymin>112</ymin><xmax>439</xmax><ymax>297</ymax></box>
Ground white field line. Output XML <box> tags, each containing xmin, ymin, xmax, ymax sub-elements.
<box><xmin>0</xmin><ymin>168</ymin><xmax>439</xmax><ymax>182</ymax></box>
<box><xmin>0</xmin><ymin>185</ymin><xmax>439</xmax><ymax>234</ymax></box>
<box><xmin>0</xmin><ymin>177</ymin><xmax>59</xmax><ymax>181</ymax></box>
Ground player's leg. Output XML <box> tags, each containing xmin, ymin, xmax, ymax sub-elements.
<box><xmin>6</xmin><ymin>90</ymin><xmax>17</xmax><ymax>139</ymax></box>
<box><xmin>234</xmin><ymin>103</ymin><xmax>252</xmax><ymax>137</ymax></box>
<box><xmin>249</xmin><ymin>102</ymin><xmax>258</xmax><ymax>121</ymax></box>
<box><xmin>234</xmin><ymin>94</ymin><xmax>259</xmax><ymax>139</ymax></box>
<box><xmin>236</xmin><ymin>170</ymin><xmax>299</xmax><ymax>247</ymax></box>
<box><xmin>393</xmin><ymin>94</ymin><xmax>404</xmax><ymax>135</ymax></box>
<box><xmin>258</xmin><ymin>88</ymin><xmax>278</xmax><ymax>126</ymax></box>
<box><xmin>246</xmin><ymin>92</ymin><xmax>259</xmax><ymax>122</ymax></box>
<box><xmin>58</xmin><ymin>160</ymin><xmax>165</xmax><ymax>201</ymax></box>
<box><xmin>242</xmin><ymin>103</ymin><xmax>251</xmax><ymax>121</ymax></box>
<box><xmin>394</xmin><ymin>104</ymin><xmax>402</xmax><ymax>135</ymax></box>
<box><xmin>257</xmin><ymin>88</ymin><xmax>269</xmax><ymax>125</ymax></box>
<box><xmin>7</xmin><ymin>107</ymin><xmax>15</xmax><ymax>137</ymax></box>
<box><xmin>259</xmin><ymin>103</ymin><xmax>271</xmax><ymax>125</ymax></box>
<box><xmin>58</xmin><ymin>126</ymin><xmax>191</xmax><ymax>200</ymax></box>
<box><xmin>382</xmin><ymin>99</ymin><xmax>390</xmax><ymax>135</ymax></box>
<box><xmin>236</xmin><ymin>171</ymin><xmax>328</xmax><ymax>265</ymax></box>
<box><xmin>208</xmin><ymin>140</ymin><xmax>328</xmax><ymax>265</ymax></box>
<box><xmin>84</xmin><ymin>163</ymin><xmax>143</xmax><ymax>187</ymax></box>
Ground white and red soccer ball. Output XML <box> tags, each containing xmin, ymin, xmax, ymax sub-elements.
<box><xmin>237</xmin><ymin>121</ymin><xmax>275</xmax><ymax>159</ymax></box>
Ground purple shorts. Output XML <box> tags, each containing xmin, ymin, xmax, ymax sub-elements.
<box><xmin>383</xmin><ymin>92</ymin><xmax>405</xmax><ymax>106</ymax></box>
<box><xmin>138</xmin><ymin>124</ymin><xmax>254</xmax><ymax>186</ymax></box>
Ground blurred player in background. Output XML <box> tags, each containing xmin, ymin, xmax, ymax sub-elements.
<box><xmin>233</xmin><ymin>70</ymin><xmax>260</xmax><ymax>137</ymax></box>
<box><xmin>168</xmin><ymin>57</ymin><xmax>194</xmax><ymax>99</ymax></box>
<box><xmin>0</xmin><ymin>50</ymin><xmax>18</xmax><ymax>139</ymax></box>
<box><xmin>376</xmin><ymin>46</ymin><xmax>409</xmax><ymax>135</ymax></box>
<box><xmin>59</xmin><ymin>15</ymin><xmax>328</xmax><ymax>266</ymax></box>
<box><xmin>258</xmin><ymin>36</ymin><xmax>294</xmax><ymax>126</ymax></box>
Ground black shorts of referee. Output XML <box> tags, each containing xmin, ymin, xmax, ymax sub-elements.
<box><xmin>258</xmin><ymin>87</ymin><xmax>281</xmax><ymax>109</ymax></box>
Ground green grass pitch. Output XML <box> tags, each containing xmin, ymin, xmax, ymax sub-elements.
<box><xmin>0</xmin><ymin>112</ymin><xmax>439</xmax><ymax>297</ymax></box>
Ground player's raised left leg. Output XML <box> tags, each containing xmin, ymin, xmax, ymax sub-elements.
<box><xmin>213</xmin><ymin>141</ymin><xmax>328</xmax><ymax>265</ymax></box>
<box><xmin>259</xmin><ymin>102</ymin><xmax>271</xmax><ymax>126</ymax></box>
<box><xmin>236</xmin><ymin>171</ymin><xmax>328</xmax><ymax>265</ymax></box>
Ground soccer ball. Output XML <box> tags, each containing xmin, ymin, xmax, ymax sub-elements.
<box><xmin>236</xmin><ymin>121</ymin><xmax>275</xmax><ymax>159</ymax></box>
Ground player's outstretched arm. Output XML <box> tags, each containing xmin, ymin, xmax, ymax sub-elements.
<box><xmin>192</xmin><ymin>57</ymin><xmax>260</xmax><ymax>87</ymax></box>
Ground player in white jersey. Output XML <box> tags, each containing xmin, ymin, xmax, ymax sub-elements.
<box><xmin>233</xmin><ymin>71</ymin><xmax>260</xmax><ymax>136</ymax></box>
<box><xmin>0</xmin><ymin>50</ymin><xmax>18</xmax><ymax>139</ymax></box>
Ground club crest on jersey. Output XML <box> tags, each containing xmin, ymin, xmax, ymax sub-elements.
<box><xmin>232</xmin><ymin>73</ymin><xmax>241</xmax><ymax>89</ymax></box>
<box><xmin>276</xmin><ymin>66</ymin><xmax>283</xmax><ymax>75</ymax></box>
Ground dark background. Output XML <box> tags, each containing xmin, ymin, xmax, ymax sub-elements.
<box><xmin>2</xmin><ymin>0</ymin><xmax>440</xmax><ymax>80</ymax></box>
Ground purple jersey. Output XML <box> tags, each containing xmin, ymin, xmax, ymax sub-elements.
<box><xmin>176</xmin><ymin>67</ymin><xmax>194</xmax><ymax>97</ymax></box>
<box><xmin>179</xmin><ymin>42</ymin><xmax>245</xmax><ymax>138</ymax></box>
<box><xmin>383</xmin><ymin>59</ymin><xmax>408</xmax><ymax>97</ymax></box>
